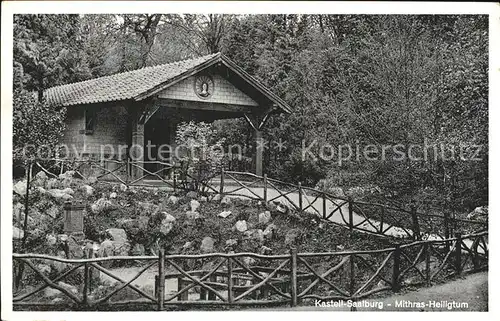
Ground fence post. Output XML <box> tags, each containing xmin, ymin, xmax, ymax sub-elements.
<box><xmin>455</xmin><ymin>232</ymin><xmax>462</xmax><ymax>276</ymax></box>
<box><xmin>83</xmin><ymin>262</ymin><xmax>90</xmax><ymax>308</ymax></box>
<box><xmin>425</xmin><ymin>243</ymin><xmax>431</xmax><ymax>287</ymax></box>
<box><xmin>290</xmin><ymin>247</ymin><xmax>298</xmax><ymax>307</ymax></box>
<box><xmin>208</xmin><ymin>274</ymin><xmax>216</xmax><ymax>300</ymax></box>
<box><xmin>298</xmin><ymin>182</ymin><xmax>303</xmax><ymax>213</ymax></box>
<box><xmin>379</xmin><ymin>206</ymin><xmax>385</xmax><ymax>234</ymax></box>
<box><xmin>444</xmin><ymin>212</ymin><xmax>451</xmax><ymax>252</ymax></box>
<box><xmin>349</xmin><ymin>254</ymin><xmax>357</xmax><ymax>311</ymax></box>
<box><xmin>220</xmin><ymin>166</ymin><xmax>225</xmax><ymax>200</ymax></box>
<box><xmin>157</xmin><ymin>249</ymin><xmax>165</xmax><ymax>310</ymax></box>
<box><xmin>410</xmin><ymin>204</ymin><xmax>421</xmax><ymax>241</ymax></box>
<box><xmin>263</xmin><ymin>174</ymin><xmax>268</xmax><ymax>204</ymax></box>
<box><xmin>125</xmin><ymin>157</ymin><xmax>130</xmax><ymax>184</ymax></box>
<box><xmin>392</xmin><ymin>244</ymin><xmax>401</xmax><ymax>292</ymax></box>
<box><xmin>227</xmin><ymin>257</ymin><xmax>234</xmax><ymax>303</ymax></box>
<box><xmin>322</xmin><ymin>192</ymin><xmax>327</xmax><ymax>220</ymax></box>
<box><xmin>348</xmin><ymin>197</ymin><xmax>354</xmax><ymax>235</ymax></box>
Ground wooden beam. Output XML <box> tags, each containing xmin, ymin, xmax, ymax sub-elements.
<box><xmin>157</xmin><ymin>98</ymin><xmax>256</xmax><ymax>114</ymax></box>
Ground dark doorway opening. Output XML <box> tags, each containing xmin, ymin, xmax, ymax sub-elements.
<box><xmin>144</xmin><ymin>118</ymin><xmax>171</xmax><ymax>178</ymax></box>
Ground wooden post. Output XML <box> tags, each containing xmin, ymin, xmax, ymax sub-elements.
<box><xmin>208</xmin><ymin>274</ymin><xmax>216</xmax><ymax>300</ymax></box>
<box><xmin>125</xmin><ymin>157</ymin><xmax>130</xmax><ymax>184</ymax></box>
<box><xmin>21</xmin><ymin>163</ymin><xmax>32</xmax><ymax>252</ymax></box>
<box><xmin>322</xmin><ymin>192</ymin><xmax>327</xmax><ymax>219</ymax></box>
<box><xmin>157</xmin><ymin>249</ymin><xmax>165</xmax><ymax>310</ymax></box>
<box><xmin>392</xmin><ymin>244</ymin><xmax>401</xmax><ymax>292</ymax></box>
<box><xmin>425</xmin><ymin>243</ymin><xmax>431</xmax><ymax>286</ymax></box>
<box><xmin>83</xmin><ymin>263</ymin><xmax>90</xmax><ymax>307</ymax></box>
<box><xmin>255</xmin><ymin>129</ymin><xmax>263</xmax><ymax>177</ymax></box>
<box><xmin>220</xmin><ymin>166</ymin><xmax>225</xmax><ymax>199</ymax></box>
<box><xmin>348</xmin><ymin>197</ymin><xmax>354</xmax><ymax>235</ymax></box>
<box><xmin>410</xmin><ymin>204</ymin><xmax>421</xmax><ymax>240</ymax></box>
<box><xmin>350</xmin><ymin>254</ymin><xmax>357</xmax><ymax>311</ymax></box>
<box><xmin>227</xmin><ymin>257</ymin><xmax>234</xmax><ymax>303</ymax></box>
<box><xmin>177</xmin><ymin>278</ymin><xmax>189</xmax><ymax>301</ymax></box>
<box><xmin>455</xmin><ymin>233</ymin><xmax>462</xmax><ymax>276</ymax></box>
<box><xmin>263</xmin><ymin>174</ymin><xmax>268</xmax><ymax>204</ymax></box>
<box><xmin>290</xmin><ymin>247</ymin><xmax>298</xmax><ymax>307</ymax></box>
<box><xmin>379</xmin><ymin>206</ymin><xmax>385</xmax><ymax>234</ymax></box>
<box><xmin>298</xmin><ymin>182</ymin><xmax>303</xmax><ymax>213</ymax></box>
<box><xmin>444</xmin><ymin>212</ymin><xmax>451</xmax><ymax>252</ymax></box>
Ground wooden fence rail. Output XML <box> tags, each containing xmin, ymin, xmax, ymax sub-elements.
<box><xmin>12</xmin><ymin>231</ymin><xmax>488</xmax><ymax>311</ymax></box>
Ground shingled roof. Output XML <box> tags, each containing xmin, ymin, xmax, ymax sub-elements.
<box><xmin>44</xmin><ymin>53</ymin><xmax>292</xmax><ymax>113</ymax></box>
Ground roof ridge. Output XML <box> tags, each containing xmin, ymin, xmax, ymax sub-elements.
<box><xmin>46</xmin><ymin>52</ymin><xmax>221</xmax><ymax>91</ymax></box>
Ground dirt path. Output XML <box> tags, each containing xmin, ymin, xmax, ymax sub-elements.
<box><xmin>271</xmin><ymin>272</ymin><xmax>488</xmax><ymax>312</ymax></box>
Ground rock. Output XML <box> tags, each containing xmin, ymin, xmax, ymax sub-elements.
<box><xmin>200</xmin><ymin>237</ymin><xmax>215</xmax><ymax>253</ymax></box>
<box><xmin>110</xmin><ymin>192</ymin><xmax>117</xmax><ymax>199</ymax></box>
<box><xmin>258</xmin><ymin>211</ymin><xmax>272</xmax><ymax>224</ymax></box>
<box><xmin>263</xmin><ymin>224</ymin><xmax>276</xmax><ymax>240</ymax></box>
<box><xmin>221</xmin><ymin>196</ymin><xmax>231</xmax><ymax>205</ymax></box>
<box><xmin>91</xmin><ymin>198</ymin><xmax>114</xmax><ymax>214</ymax></box>
<box><xmin>190</xmin><ymin>199</ymin><xmax>200</xmax><ymax>212</ymax></box>
<box><xmin>336</xmin><ymin>245</ymin><xmax>345</xmax><ymax>251</ymax></box>
<box><xmin>119</xmin><ymin>183</ymin><xmax>128</xmax><ymax>192</ymax></box>
<box><xmin>260</xmin><ymin>246</ymin><xmax>272</xmax><ymax>255</ymax></box>
<box><xmin>106</xmin><ymin>228</ymin><xmax>128</xmax><ymax>243</ymax></box>
<box><xmin>13</xmin><ymin>180</ymin><xmax>27</xmax><ymax>196</ymax></box>
<box><xmin>37</xmin><ymin>186</ymin><xmax>47</xmax><ymax>194</ymax></box>
<box><xmin>328</xmin><ymin>187</ymin><xmax>346</xmax><ymax>199</ymax></box>
<box><xmin>285</xmin><ymin>229</ymin><xmax>300</xmax><ymax>245</ymax></box>
<box><xmin>182</xmin><ymin>241</ymin><xmax>194</xmax><ymax>251</ymax></box>
<box><xmin>50</xmin><ymin>251</ymin><xmax>68</xmax><ymax>273</ymax></box>
<box><xmin>46</xmin><ymin>234</ymin><xmax>57</xmax><ymax>246</ymax></box>
<box><xmin>80</xmin><ymin>185</ymin><xmax>93</xmax><ymax>196</ymax></box>
<box><xmin>186</xmin><ymin>191</ymin><xmax>198</xmax><ymax>199</ymax></box>
<box><xmin>226</xmin><ymin>239</ymin><xmax>238</xmax><ymax>247</ymax></box>
<box><xmin>186</xmin><ymin>211</ymin><xmax>200</xmax><ymax>220</ymax></box>
<box><xmin>67</xmin><ymin>237</ymin><xmax>84</xmax><ymax>259</ymax></box>
<box><xmin>46</xmin><ymin>205</ymin><xmax>59</xmax><ymax>219</ymax></box>
<box><xmin>44</xmin><ymin>287</ymin><xmax>62</xmax><ymax>298</ymax></box>
<box><xmin>46</xmin><ymin>178</ymin><xmax>59</xmax><ymax>190</ymax></box>
<box><xmin>34</xmin><ymin>171</ymin><xmax>48</xmax><ymax>186</ymax></box>
<box><xmin>212</xmin><ymin>194</ymin><xmax>221</xmax><ymax>202</ymax></box>
<box><xmin>235</xmin><ymin>220</ymin><xmax>248</xmax><ymax>232</ymax></box>
<box><xmin>98</xmin><ymin>239</ymin><xmax>115</xmax><ymax>258</ymax></box>
<box><xmin>130</xmin><ymin>243</ymin><xmax>145</xmax><ymax>256</ymax></box>
<box><xmin>47</xmin><ymin>188</ymin><xmax>74</xmax><ymax>201</ymax></box>
<box><xmin>57</xmin><ymin>281</ymin><xmax>78</xmax><ymax>294</ymax></box>
<box><xmin>218</xmin><ymin>210</ymin><xmax>232</xmax><ymax>218</ymax></box>
<box><xmin>168</xmin><ymin>195</ymin><xmax>179</xmax><ymax>205</ymax></box>
<box><xmin>13</xmin><ymin>226</ymin><xmax>24</xmax><ymax>240</ymax></box>
<box><xmin>276</xmin><ymin>204</ymin><xmax>288</xmax><ymax>214</ymax></box>
<box><xmin>243</xmin><ymin>257</ymin><xmax>256</xmax><ymax>266</ymax></box>
<box><xmin>85</xmin><ymin>176</ymin><xmax>98</xmax><ymax>185</ymax></box>
<box><xmin>37</xmin><ymin>263</ymin><xmax>51</xmax><ymax>275</ymax></box>
<box><xmin>13</xmin><ymin>202</ymin><xmax>24</xmax><ymax>223</ymax></box>
<box><xmin>113</xmin><ymin>241</ymin><xmax>131</xmax><ymax>256</ymax></box>
<box><xmin>160</xmin><ymin>213</ymin><xmax>176</xmax><ymax>235</ymax></box>
<box><xmin>200</xmin><ymin>196</ymin><xmax>208</xmax><ymax>202</ymax></box>
<box><xmin>244</xmin><ymin>229</ymin><xmax>264</xmax><ymax>243</ymax></box>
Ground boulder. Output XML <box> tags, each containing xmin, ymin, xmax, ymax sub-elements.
<box><xmin>186</xmin><ymin>211</ymin><xmax>200</xmax><ymax>220</ymax></box>
<box><xmin>200</xmin><ymin>196</ymin><xmax>208</xmax><ymax>202</ymax></box>
<box><xmin>186</xmin><ymin>191</ymin><xmax>198</xmax><ymax>199</ymax></box>
<box><xmin>46</xmin><ymin>178</ymin><xmax>60</xmax><ymax>189</ymax></box>
<box><xmin>67</xmin><ymin>237</ymin><xmax>84</xmax><ymax>259</ymax></box>
<box><xmin>160</xmin><ymin>213</ymin><xmax>176</xmax><ymax>235</ymax></box>
<box><xmin>13</xmin><ymin>202</ymin><xmax>24</xmax><ymax>223</ymax></box>
<box><xmin>13</xmin><ymin>180</ymin><xmax>27</xmax><ymax>196</ymax></box>
<box><xmin>221</xmin><ymin>196</ymin><xmax>231</xmax><ymax>205</ymax></box>
<box><xmin>85</xmin><ymin>176</ymin><xmax>98</xmax><ymax>185</ymax></box>
<box><xmin>244</xmin><ymin>229</ymin><xmax>264</xmax><ymax>243</ymax></box>
<box><xmin>328</xmin><ymin>187</ymin><xmax>346</xmax><ymax>199</ymax></box>
<box><xmin>46</xmin><ymin>234</ymin><xmax>57</xmax><ymax>246</ymax></box>
<box><xmin>243</xmin><ymin>257</ymin><xmax>256</xmax><ymax>266</ymax></box>
<box><xmin>50</xmin><ymin>251</ymin><xmax>68</xmax><ymax>273</ymax></box>
<box><xmin>106</xmin><ymin>228</ymin><xmax>128</xmax><ymax>243</ymax></box>
<box><xmin>258</xmin><ymin>211</ymin><xmax>272</xmax><ymax>224</ymax></box>
<box><xmin>467</xmin><ymin>206</ymin><xmax>488</xmax><ymax>220</ymax></box>
<box><xmin>47</xmin><ymin>188</ymin><xmax>74</xmax><ymax>201</ymax></box>
<box><xmin>110</xmin><ymin>192</ymin><xmax>117</xmax><ymax>199</ymax></box>
<box><xmin>34</xmin><ymin>171</ymin><xmax>48</xmax><ymax>186</ymax></box>
<box><xmin>218</xmin><ymin>210</ymin><xmax>232</xmax><ymax>218</ymax></box>
<box><xmin>190</xmin><ymin>199</ymin><xmax>200</xmax><ymax>212</ymax></box>
<box><xmin>226</xmin><ymin>239</ymin><xmax>238</xmax><ymax>247</ymax></box>
<box><xmin>285</xmin><ymin>229</ymin><xmax>300</xmax><ymax>245</ymax></box>
<box><xmin>91</xmin><ymin>198</ymin><xmax>114</xmax><ymax>214</ymax></box>
<box><xmin>13</xmin><ymin>226</ymin><xmax>24</xmax><ymax>240</ymax></box>
<box><xmin>130</xmin><ymin>243</ymin><xmax>146</xmax><ymax>256</ymax></box>
<box><xmin>168</xmin><ymin>195</ymin><xmax>179</xmax><ymax>205</ymax></box>
<box><xmin>46</xmin><ymin>205</ymin><xmax>59</xmax><ymax>219</ymax></box>
<box><xmin>263</xmin><ymin>224</ymin><xmax>276</xmax><ymax>240</ymax></box>
<box><xmin>80</xmin><ymin>185</ymin><xmax>93</xmax><ymax>196</ymax></box>
<box><xmin>276</xmin><ymin>203</ymin><xmax>288</xmax><ymax>214</ymax></box>
<box><xmin>37</xmin><ymin>263</ymin><xmax>51</xmax><ymax>275</ymax></box>
<box><xmin>260</xmin><ymin>246</ymin><xmax>272</xmax><ymax>255</ymax></box>
<box><xmin>182</xmin><ymin>241</ymin><xmax>194</xmax><ymax>251</ymax></box>
<box><xmin>98</xmin><ymin>239</ymin><xmax>115</xmax><ymax>258</ymax></box>
<box><xmin>119</xmin><ymin>183</ymin><xmax>128</xmax><ymax>192</ymax></box>
<box><xmin>200</xmin><ymin>237</ymin><xmax>215</xmax><ymax>253</ymax></box>
<box><xmin>235</xmin><ymin>220</ymin><xmax>248</xmax><ymax>232</ymax></box>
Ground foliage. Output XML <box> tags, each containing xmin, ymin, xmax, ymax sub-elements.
<box><xmin>175</xmin><ymin>121</ymin><xmax>225</xmax><ymax>193</ymax></box>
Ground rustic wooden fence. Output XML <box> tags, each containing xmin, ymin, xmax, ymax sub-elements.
<box><xmin>24</xmin><ymin>159</ymin><xmax>487</xmax><ymax>241</ymax></box>
<box><xmin>12</xmin><ymin>231</ymin><xmax>488</xmax><ymax>311</ymax></box>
